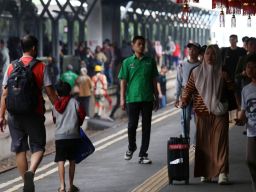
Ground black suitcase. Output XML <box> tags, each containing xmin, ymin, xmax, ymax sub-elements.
<box><xmin>167</xmin><ymin>108</ymin><xmax>190</xmax><ymax>184</ymax></box>
<box><xmin>167</xmin><ymin>136</ymin><xmax>190</xmax><ymax>184</ymax></box>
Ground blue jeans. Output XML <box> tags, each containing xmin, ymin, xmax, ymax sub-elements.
<box><xmin>159</xmin><ymin>95</ymin><xmax>167</xmax><ymax>109</ymax></box>
<box><xmin>104</xmin><ymin>67</ymin><xmax>113</xmax><ymax>85</ymax></box>
<box><xmin>180</xmin><ymin>102</ymin><xmax>193</xmax><ymax>138</ymax></box>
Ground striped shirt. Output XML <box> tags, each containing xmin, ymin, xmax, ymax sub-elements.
<box><xmin>182</xmin><ymin>72</ymin><xmax>209</xmax><ymax>115</ymax></box>
<box><xmin>182</xmin><ymin>71</ymin><xmax>236</xmax><ymax>116</ymax></box>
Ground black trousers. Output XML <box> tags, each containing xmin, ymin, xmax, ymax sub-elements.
<box><xmin>127</xmin><ymin>102</ymin><xmax>153</xmax><ymax>157</ymax></box>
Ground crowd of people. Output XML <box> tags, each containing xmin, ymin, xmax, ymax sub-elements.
<box><xmin>0</xmin><ymin>33</ymin><xmax>255</xmax><ymax>192</ymax></box>
<box><xmin>173</xmin><ymin>34</ymin><xmax>256</xmax><ymax>191</ymax></box>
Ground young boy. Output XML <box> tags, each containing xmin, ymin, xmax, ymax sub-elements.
<box><xmin>175</xmin><ymin>42</ymin><xmax>201</xmax><ymax>138</ymax></box>
<box><xmin>236</xmin><ymin>53</ymin><xmax>256</xmax><ymax>192</ymax></box>
<box><xmin>157</xmin><ymin>65</ymin><xmax>168</xmax><ymax>108</ymax></box>
<box><xmin>53</xmin><ymin>81</ymin><xmax>85</xmax><ymax>192</ymax></box>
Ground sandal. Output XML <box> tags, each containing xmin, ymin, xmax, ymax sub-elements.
<box><xmin>58</xmin><ymin>188</ymin><xmax>66</xmax><ymax>192</ymax></box>
<box><xmin>58</xmin><ymin>183</ymin><xmax>66</xmax><ymax>192</ymax></box>
<box><xmin>68</xmin><ymin>185</ymin><xmax>79</xmax><ymax>192</ymax></box>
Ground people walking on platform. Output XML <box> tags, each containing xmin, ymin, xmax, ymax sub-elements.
<box><xmin>118</xmin><ymin>35</ymin><xmax>159</xmax><ymax>164</ymax></box>
<box><xmin>181</xmin><ymin>45</ymin><xmax>234</xmax><ymax>184</ymax></box>
<box><xmin>84</xmin><ymin>47</ymin><xmax>96</xmax><ymax>77</ymax></box>
<box><xmin>76</xmin><ymin>67</ymin><xmax>92</xmax><ymax>119</ymax></box>
<box><xmin>108</xmin><ymin>81</ymin><xmax>120</xmax><ymax>121</ymax></box>
<box><xmin>120</xmin><ymin>40</ymin><xmax>133</xmax><ymax>61</ymax></box>
<box><xmin>172</xmin><ymin>41</ymin><xmax>181</xmax><ymax>68</ymax></box>
<box><xmin>221</xmin><ymin>34</ymin><xmax>246</xmax><ymax>121</ymax></box>
<box><xmin>95</xmin><ymin>45</ymin><xmax>107</xmax><ymax>67</ymax></box>
<box><xmin>145</xmin><ymin>39</ymin><xmax>157</xmax><ymax>64</ymax></box>
<box><xmin>242</xmin><ymin>36</ymin><xmax>249</xmax><ymax>52</ymax></box>
<box><xmin>164</xmin><ymin>36</ymin><xmax>176</xmax><ymax>69</ymax></box>
<box><xmin>60</xmin><ymin>64</ymin><xmax>79</xmax><ymax>89</ymax></box>
<box><xmin>235</xmin><ymin>37</ymin><xmax>256</xmax><ymax>106</ymax></box>
<box><xmin>236</xmin><ymin>53</ymin><xmax>256</xmax><ymax>192</ymax></box>
<box><xmin>7</xmin><ymin>36</ymin><xmax>22</xmax><ymax>61</ymax></box>
<box><xmin>157</xmin><ymin>65</ymin><xmax>168</xmax><ymax>109</ymax></box>
<box><xmin>0</xmin><ymin>35</ymin><xmax>58</xmax><ymax>192</ymax></box>
<box><xmin>92</xmin><ymin>65</ymin><xmax>111</xmax><ymax>118</ymax></box>
<box><xmin>102</xmin><ymin>39</ymin><xmax>115</xmax><ymax>85</ymax></box>
<box><xmin>112</xmin><ymin>42</ymin><xmax>122</xmax><ymax>85</ymax></box>
<box><xmin>53</xmin><ymin>81</ymin><xmax>85</xmax><ymax>192</ymax></box>
<box><xmin>175</xmin><ymin>42</ymin><xmax>201</xmax><ymax>138</ymax></box>
<box><xmin>46</xmin><ymin>56</ymin><xmax>59</xmax><ymax>88</ymax></box>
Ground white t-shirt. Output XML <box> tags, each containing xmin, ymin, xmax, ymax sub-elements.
<box><xmin>241</xmin><ymin>82</ymin><xmax>256</xmax><ymax>137</ymax></box>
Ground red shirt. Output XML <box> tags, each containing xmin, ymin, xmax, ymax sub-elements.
<box><xmin>6</xmin><ymin>56</ymin><xmax>47</xmax><ymax>115</ymax></box>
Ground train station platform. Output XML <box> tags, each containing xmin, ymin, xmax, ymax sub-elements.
<box><xmin>0</xmin><ymin>103</ymin><xmax>252</xmax><ymax>192</ymax></box>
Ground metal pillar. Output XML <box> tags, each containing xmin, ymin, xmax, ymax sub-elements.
<box><xmin>52</xmin><ymin>19</ymin><xmax>59</xmax><ymax>69</ymax></box>
<box><xmin>141</xmin><ymin>22</ymin><xmax>145</xmax><ymax>37</ymax></box>
<box><xmin>202</xmin><ymin>28</ymin><xmax>206</xmax><ymax>45</ymax></box>
<box><xmin>124</xmin><ymin>21</ymin><xmax>129</xmax><ymax>41</ymax></box>
<box><xmin>134</xmin><ymin>21</ymin><xmax>138</xmax><ymax>36</ymax></box>
<box><xmin>67</xmin><ymin>20</ymin><xmax>74</xmax><ymax>55</ymax></box>
<box><xmin>156</xmin><ymin>23</ymin><xmax>160</xmax><ymax>41</ymax></box>
<box><xmin>38</xmin><ymin>18</ymin><xmax>43</xmax><ymax>57</ymax></box>
<box><xmin>79</xmin><ymin>20</ymin><xmax>85</xmax><ymax>43</ymax></box>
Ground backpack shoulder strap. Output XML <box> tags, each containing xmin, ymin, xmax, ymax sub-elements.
<box><xmin>11</xmin><ymin>59</ymin><xmax>21</xmax><ymax>68</ymax></box>
<box><xmin>28</xmin><ymin>59</ymin><xmax>40</xmax><ymax>70</ymax></box>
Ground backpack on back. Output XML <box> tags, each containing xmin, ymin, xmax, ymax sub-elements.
<box><xmin>6</xmin><ymin>59</ymin><xmax>39</xmax><ymax>115</ymax></box>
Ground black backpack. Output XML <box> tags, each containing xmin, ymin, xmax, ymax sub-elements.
<box><xmin>6</xmin><ymin>59</ymin><xmax>39</xmax><ymax>115</ymax></box>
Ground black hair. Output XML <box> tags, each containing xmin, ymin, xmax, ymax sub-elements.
<box><xmin>229</xmin><ymin>34</ymin><xmax>237</xmax><ymax>39</ymax></box>
<box><xmin>242</xmin><ymin>36</ymin><xmax>249</xmax><ymax>43</ymax></box>
<box><xmin>200</xmin><ymin>45</ymin><xmax>207</xmax><ymax>54</ymax></box>
<box><xmin>132</xmin><ymin>36</ymin><xmax>145</xmax><ymax>44</ymax></box>
<box><xmin>21</xmin><ymin>35</ymin><xmax>38</xmax><ymax>52</ymax></box>
<box><xmin>247</xmin><ymin>37</ymin><xmax>256</xmax><ymax>44</ymax></box>
<box><xmin>56</xmin><ymin>81</ymin><xmax>71</xmax><ymax>96</ymax></box>
<box><xmin>246</xmin><ymin>53</ymin><xmax>256</xmax><ymax>65</ymax></box>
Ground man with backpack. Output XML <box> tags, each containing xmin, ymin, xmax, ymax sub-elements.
<box><xmin>0</xmin><ymin>35</ymin><xmax>58</xmax><ymax>192</ymax></box>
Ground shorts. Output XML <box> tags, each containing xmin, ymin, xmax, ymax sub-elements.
<box><xmin>8</xmin><ymin>113</ymin><xmax>46</xmax><ymax>153</ymax></box>
<box><xmin>55</xmin><ymin>139</ymin><xmax>81</xmax><ymax>162</ymax></box>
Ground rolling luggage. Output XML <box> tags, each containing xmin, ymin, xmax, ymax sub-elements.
<box><xmin>167</xmin><ymin>108</ymin><xmax>190</xmax><ymax>184</ymax></box>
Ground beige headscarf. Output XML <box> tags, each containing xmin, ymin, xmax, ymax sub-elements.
<box><xmin>193</xmin><ymin>44</ymin><xmax>228</xmax><ymax>115</ymax></box>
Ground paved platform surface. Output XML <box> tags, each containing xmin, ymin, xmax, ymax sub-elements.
<box><xmin>0</xmin><ymin>104</ymin><xmax>253</xmax><ymax>192</ymax></box>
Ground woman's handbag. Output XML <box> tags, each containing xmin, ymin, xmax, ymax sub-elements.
<box><xmin>75</xmin><ymin>128</ymin><xmax>95</xmax><ymax>164</ymax></box>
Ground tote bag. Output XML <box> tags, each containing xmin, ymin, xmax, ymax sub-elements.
<box><xmin>75</xmin><ymin>128</ymin><xmax>95</xmax><ymax>164</ymax></box>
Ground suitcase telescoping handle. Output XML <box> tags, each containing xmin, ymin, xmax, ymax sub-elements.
<box><xmin>182</xmin><ymin>106</ymin><xmax>186</xmax><ymax>138</ymax></box>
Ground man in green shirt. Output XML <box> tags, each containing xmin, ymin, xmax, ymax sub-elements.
<box><xmin>118</xmin><ymin>36</ymin><xmax>159</xmax><ymax>164</ymax></box>
<box><xmin>60</xmin><ymin>64</ymin><xmax>78</xmax><ymax>88</ymax></box>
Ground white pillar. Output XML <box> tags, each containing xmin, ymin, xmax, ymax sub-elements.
<box><xmin>87</xmin><ymin>0</ymin><xmax>103</xmax><ymax>51</ymax></box>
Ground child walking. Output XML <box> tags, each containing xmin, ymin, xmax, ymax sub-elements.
<box><xmin>53</xmin><ymin>81</ymin><xmax>85</xmax><ymax>192</ymax></box>
<box><xmin>236</xmin><ymin>54</ymin><xmax>256</xmax><ymax>192</ymax></box>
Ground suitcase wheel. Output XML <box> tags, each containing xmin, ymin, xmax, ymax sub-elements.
<box><xmin>185</xmin><ymin>179</ymin><xmax>189</xmax><ymax>185</ymax></box>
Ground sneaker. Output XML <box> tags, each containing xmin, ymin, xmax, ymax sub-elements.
<box><xmin>138</xmin><ymin>157</ymin><xmax>152</xmax><ymax>164</ymax></box>
<box><xmin>124</xmin><ymin>150</ymin><xmax>134</xmax><ymax>160</ymax></box>
<box><xmin>218</xmin><ymin>173</ymin><xmax>229</xmax><ymax>185</ymax></box>
<box><xmin>200</xmin><ymin>177</ymin><xmax>212</xmax><ymax>183</ymax></box>
<box><xmin>23</xmin><ymin>171</ymin><xmax>35</xmax><ymax>192</ymax></box>
<box><xmin>68</xmin><ymin>185</ymin><xmax>79</xmax><ymax>192</ymax></box>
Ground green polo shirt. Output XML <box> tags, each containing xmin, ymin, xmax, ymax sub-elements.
<box><xmin>118</xmin><ymin>54</ymin><xmax>159</xmax><ymax>103</ymax></box>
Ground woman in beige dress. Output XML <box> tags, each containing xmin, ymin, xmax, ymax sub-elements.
<box><xmin>182</xmin><ymin>44</ymin><xmax>235</xmax><ymax>184</ymax></box>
